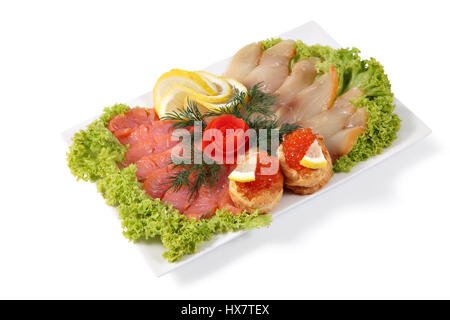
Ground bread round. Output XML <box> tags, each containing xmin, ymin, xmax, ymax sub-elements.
<box><xmin>229</xmin><ymin>171</ymin><xmax>284</xmax><ymax>214</ymax></box>
<box><xmin>285</xmin><ymin>167</ymin><xmax>332</xmax><ymax>195</ymax></box>
<box><xmin>278</xmin><ymin>137</ymin><xmax>333</xmax><ymax>195</ymax></box>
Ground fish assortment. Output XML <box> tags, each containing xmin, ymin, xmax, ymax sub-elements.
<box><xmin>68</xmin><ymin>36</ymin><xmax>400</xmax><ymax>262</ymax></box>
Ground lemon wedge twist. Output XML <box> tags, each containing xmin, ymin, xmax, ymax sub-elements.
<box><xmin>153</xmin><ymin>69</ymin><xmax>248</xmax><ymax>119</ymax></box>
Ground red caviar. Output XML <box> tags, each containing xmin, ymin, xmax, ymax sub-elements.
<box><xmin>236</xmin><ymin>152</ymin><xmax>281</xmax><ymax>200</ymax></box>
<box><xmin>282</xmin><ymin>128</ymin><xmax>316</xmax><ymax>171</ymax></box>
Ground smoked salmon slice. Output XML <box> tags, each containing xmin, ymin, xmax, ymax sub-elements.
<box><xmin>170</xmin><ymin>167</ymin><xmax>241</xmax><ymax>219</ymax></box>
<box><xmin>216</xmin><ymin>184</ymin><xmax>242</xmax><ymax>215</ymax></box>
<box><xmin>217</xmin><ymin>187</ymin><xmax>242</xmax><ymax>215</ymax></box>
<box><xmin>183</xmin><ymin>185</ymin><xmax>219</xmax><ymax>220</ymax></box>
<box><xmin>108</xmin><ymin>108</ymin><xmax>158</xmax><ymax>133</ymax></box>
<box><xmin>162</xmin><ymin>186</ymin><xmax>195</xmax><ymax>214</ymax></box>
<box><xmin>123</xmin><ymin>133</ymin><xmax>180</xmax><ymax>165</ymax></box>
<box><xmin>135</xmin><ymin>145</ymin><xmax>182</xmax><ymax>181</ymax></box>
<box><xmin>115</xmin><ymin>121</ymin><xmax>175</xmax><ymax>145</ymax></box>
<box><xmin>215</xmin><ymin>166</ymin><xmax>242</xmax><ymax>215</ymax></box>
<box><xmin>142</xmin><ymin>165</ymin><xmax>182</xmax><ymax>200</ymax></box>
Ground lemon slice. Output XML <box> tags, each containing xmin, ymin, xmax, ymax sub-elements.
<box><xmin>300</xmin><ymin>140</ymin><xmax>327</xmax><ymax>169</ymax></box>
<box><xmin>193</xmin><ymin>78</ymin><xmax>248</xmax><ymax>112</ymax></box>
<box><xmin>228</xmin><ymin>152</ymin><xmax>257</xmax><ymax>182</ymax></box>
<box><xmin>157</xmin><ymin>85</ymin><xmax>210</xmax><ymax>117</ymax></box>
<box><xmin>153</xmin><ymin>69</ymin><xmax>218</xmax><ymax>110</ymax></box>
<box><xmin>153</xmin><ymin>69</ymin><xmax>248</xmax><ymax>118</ymax></box>
<box><xmin>194</xmin><ymin>71</ymin><xmax>232</xmax><ymax>103</ymax></box>
<box><xmin>224</xmin><ymin>77</ymin><xmax>249</xmax><ymax>103</ymax></box>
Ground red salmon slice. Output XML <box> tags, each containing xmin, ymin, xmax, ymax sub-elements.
<box><xmin>123</xmin><ymin>133</ymin><xmax>180</xmax><ymax>165</ymax></box>
<box><xmin>186</xmin><ymin>166</ymin><xmax>242</xmax><ymax>219</ymax></box>
<box><xmin>162</xmin><ymin>187</ymin><xmax>195</xmax><ymax>214</ymax></box>
<box><xmin>112</xmin><ymin>127</ymin><xmax>133</xmax><ymax>142</ymax></box>
<box><xmin>216</xmin><ymin>166</ymin><xmax>242</xmax><ymax>215</ymax></box>
<box><xmin>135</xmin><ymin>144</ymin><xmax>183</xmax><ymax>180</ymax></box>
<box><xmin>217</xmin><ymin>189</ymin><xmax>242</xmax><ymax>215</ymax></box>
<box><xmin>108</xmin><ymin>108</ymin><xmax>158</xmax><ymax>133</ymax></box>
<box><xmin>116</xmin><ymin>121</ymin><xmax>175</xmax><ymax>145</ymax></box>
<box><xmin>142</xmin><ymin>165</ymin><xmax>182</xmax><ymax>199</ymax></box>
<box><xmin>183</xmin><ymin>185</ymin><xmax>219</xmax><ymax>220</ymax></box>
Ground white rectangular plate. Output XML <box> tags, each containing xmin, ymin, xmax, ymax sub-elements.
<box><xmin>63</xmin><ymin>21</ymin><xmax>431</xmax><ymax>276</ymax></box>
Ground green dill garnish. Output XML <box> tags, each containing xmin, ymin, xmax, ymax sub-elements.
<box><xmin>243</xmin><ymin>83</ymin><xmax>277</xmax><ymax>118</ymax></box>
<box><xmin>161</xmin><ymin>99</ymin><xmax>206</xmax><ymax>129</ymax></box>
<box><xmin>165</xmin><ymin>139</ymin><xmax>221</xmax><ymax>199</ymax></box>
<box><xmin>167</xmin><ymin>161</ymin><xmax>221</xmax><ymax>199</ymax></box>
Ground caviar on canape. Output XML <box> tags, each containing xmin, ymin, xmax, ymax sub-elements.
<box><xmin>229</xmin><ymin>151</ymin><xmax>284</xmax><ymax>214</ymax></box>
<box><xmin>278</xmin><ymin>128</ymin><xmax>333</xmax><ymax>195</ymax></box>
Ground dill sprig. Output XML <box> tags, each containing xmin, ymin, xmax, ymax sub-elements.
<box><xmin>167</xmin><ymin>160</ymin><xmax>221</xmax><ymax>200</ymax></box>
<box><xmin>161</xmin><ymin>99</ymin><xmax>206</xmax><ymax>129</ymax></box>
<box><xmin>243</xmin><ymin>83</ymin><xmax>277</xmax><ymax>119</ymax></box>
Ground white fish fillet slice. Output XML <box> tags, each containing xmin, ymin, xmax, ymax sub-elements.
<box><xmin>274</xmin><ymin>58</ymin><xmax>320</xmax><ymax>109</ymax></box>
<box><xmin>223</xmin><ymin>42</ymin><xmax>262</xmax><ymax>83</ymax></box>
<box><xmin>345</xmin><ymin>106</ymin><xmax>368</xmax><ymax>128</ymax></box>
<box><xmin>299</xmin><ymin>87</ymin><xmax>364</xmax><ymax>138</ymax></box>
<box><xmin>277</xmin><ymin>66</ymin><xmax>338</xmax><ymax>123</ymax></box>
<box><xmin>325</xmin><ymin>126</ymin><xmax>365</xmax><ymax>160</ymax></box>
<box><xmin>243</xmin><ymin>40</ymin><xmax>296</xmax><ymax>93</ymax></box>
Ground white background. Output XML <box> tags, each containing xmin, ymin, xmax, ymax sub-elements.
<box><xmin>0</xmin><ymin>0</ymin><xmax>448</xmax><ymax>299</ymax></box>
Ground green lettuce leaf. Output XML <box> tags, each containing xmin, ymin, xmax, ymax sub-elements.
<box><xmin>66</xmin><ymin>105</ymin><xmax>129</xmax><ymax>182</ymax></box>
<box><xmin>261</xmin><ymin>37</ymin><xmax>282</xmax><ymax>50</ymax></box>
